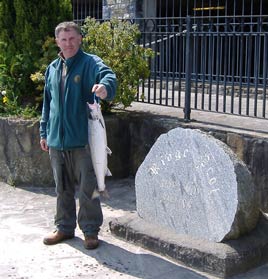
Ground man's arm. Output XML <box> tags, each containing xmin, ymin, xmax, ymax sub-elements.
<box><xmin>92</xmin><ymin>55</ymin><xmax>117</xmax><ymax>101</ymax></box>
<box><xmin>39</xmin><ymin>68</ymin><xmax>51</xmax><ymax>152</ymax></box>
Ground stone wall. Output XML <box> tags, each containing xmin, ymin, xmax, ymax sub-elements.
<box><xmin>0</xmin><ymin>117</ymin><xmax>53</xmax><ymax>187</ymax></box>
<box><xmin>103</xmin><ymin>0</ymin><xmax>137</xmax><ymax>19</ymax></box>
<box><xmin>102</xmin><ymin>0</ymin><xmax>155</xmax><ymax>19</ymax></box>
<box><xmin>0</xmin><ymin>112</ymin><xmax>268</xmax><ymax>211</ymax></box>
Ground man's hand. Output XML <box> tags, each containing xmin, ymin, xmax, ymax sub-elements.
<box><xmin>92</xmin><ymin>84</ymin><xmax>107</xmax><ymax>99</ymax></box>
<box><xmin>40</xmin><ymin>138</ymin><xmax>49</xmax><ymax>152</ymax></box>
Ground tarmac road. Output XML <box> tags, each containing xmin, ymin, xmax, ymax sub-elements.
<box><xmin>1</xmin><ymin>177</ymin><xmax>268</xmax><ymax>279</ymax></box>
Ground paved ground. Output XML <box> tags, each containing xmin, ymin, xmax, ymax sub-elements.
<box><xmin>1</xmin><ymin>177</ymin><xmax>268</xmax><ymax>279</ymax></box>
<box><xmin>1</xmin><ymin>104</ymin><xmax>268</xmax><ymax>279</ymax></box>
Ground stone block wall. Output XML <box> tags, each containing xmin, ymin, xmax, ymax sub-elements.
<box><xmin>0</xmin><ymin>112</ymin><xmax>268</xmax><ymax>211</ymax></box>
<box><xmin>103</xmin><ymin>0</ymin><xmax>137</xmax><ymax>19</ymax></box>
<box><xmin>0</xmin><ymin>117</ymin><xmax>53</xmax><ymax>187</ymax></box>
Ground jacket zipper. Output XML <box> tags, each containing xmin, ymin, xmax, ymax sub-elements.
<box><xmin>60</xmin><ymin>62</ymin><xmax>67</xmax><ymax>150</ymax></box>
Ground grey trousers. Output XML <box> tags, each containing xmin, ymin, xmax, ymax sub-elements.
<box><xmin>49</xmin><ymin>147</ymin><xmax>103</xmax><ymax>236</ymax></box>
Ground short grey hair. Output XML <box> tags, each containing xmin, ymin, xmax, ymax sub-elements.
<box><xmin>55</xmin><ymin>21</ymin><xmax>81</xmax><ymax>38</ymax></box>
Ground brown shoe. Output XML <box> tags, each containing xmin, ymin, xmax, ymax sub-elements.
<box><xmin>84</xmin><ymin>235</ymin><xmax>99</xmax><ymax>250</ymax></box>
<box><xmin>43</xmin><ymin>230</ymin><xmax>74</xmax><ymax>245</ymax></box>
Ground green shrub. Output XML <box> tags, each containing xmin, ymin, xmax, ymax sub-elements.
<box><xmin>0</xmin><ymin>0</ymin><xmax>72</xmax><ymax>118</ymax></box>
<box><xmin>82</xmin><ymin>17</ymin><xmax>154</xmax><ymax>112</ymax></box>
<box><xmin>31</xmin><ymin>36</ymin><xmax>59</xmax><ymax>97</ymax></box>
<box><xmin>0</xmin><ymin>41</ymin><xmax>37</xmax><ymax>117</ymax></box>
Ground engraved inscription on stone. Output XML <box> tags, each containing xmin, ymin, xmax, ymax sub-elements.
<box><xmin>135</xmin><ymin>128</ymin><xmax>259</xmax><ymax>242</ymax></box>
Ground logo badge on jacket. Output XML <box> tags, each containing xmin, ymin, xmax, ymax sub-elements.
<box><xmin>74</xmin><ymin>75</ymin><xmax>81</xmax><ymax>83</ymax></box>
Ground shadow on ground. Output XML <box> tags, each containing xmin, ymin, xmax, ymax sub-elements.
<box><xmin>66</xmin><ymin>236</ymin><xmax>208</xmax><ymax>279</ymax></box>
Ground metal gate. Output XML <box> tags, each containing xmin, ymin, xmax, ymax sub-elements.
<box><xmin>136</xmin><ymin>1</ymin><xmax>268</xmax><ymax>119</ymax></box>
<box><xmin>136</xmin><ymin>15</ymin><xmax>268</xmax><ymax>119</ymax></box>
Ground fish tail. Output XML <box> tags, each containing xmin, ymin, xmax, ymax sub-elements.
<box><xmin>106</xmin><ymin>146</ymin><xmax>112</xmax><ymax>155</ymax></box>
<box><xmin>100</xmin><ymin>189</ymin><xmax>110</xmax><ymax>199</ymax></box>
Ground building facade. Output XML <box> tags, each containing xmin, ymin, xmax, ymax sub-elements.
<box><xmin>72</xmin><ymin>0</ymin><xmax>268</xmax><ymax>21</ymax></box>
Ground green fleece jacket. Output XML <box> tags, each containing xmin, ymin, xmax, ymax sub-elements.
<box><xmin>40</xmin><ymin>49</ymin><xmax>116</xmax><ymax>150</ymax></box>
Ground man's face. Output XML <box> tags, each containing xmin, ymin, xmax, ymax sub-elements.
<box><xmin>56</xmin><ymin>29</ymin><xmax>82</xmax><ymax>59</ymax></box>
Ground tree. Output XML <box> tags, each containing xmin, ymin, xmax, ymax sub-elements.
<box><xmin>0</xmin><ymin>0</ymin><xmax>72</xmax><ymax>117</ymax></box>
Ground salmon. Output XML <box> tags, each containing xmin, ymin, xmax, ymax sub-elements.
<box><xmin>87</xmin><ymin>101</ymin><xmax>112</xmax><ymax>198</ymax></box>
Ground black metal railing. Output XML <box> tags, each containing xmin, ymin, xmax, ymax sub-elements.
<box><xmin>71</xmin><ymin>0</ymin><xmax>268</xmax><ymax>120</ymax></box>
<box><xmin>135</xmin><ymin>16</ymin><xmax>268</xmax><ymax>119</ymax></box>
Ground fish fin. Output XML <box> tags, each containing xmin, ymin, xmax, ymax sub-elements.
<box><xmin>99</xmin><ymin>118</ymin><xmax>105</xmax><ymax>128</ymax></box>
<box><xmin>106</xmin><ymin>168</ymin><xmax>112</xmax><ymax>176</ymax></box>
<box><xmin>106</xmin><ymin>146</ymin><xmax>112</xmax><ymax>155</ymax></box>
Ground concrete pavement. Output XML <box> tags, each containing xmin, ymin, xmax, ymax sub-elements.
<box><xmin>1</xmin><ymin>177</ymin><xmax>268</xmax><ymax>279</ymax></box>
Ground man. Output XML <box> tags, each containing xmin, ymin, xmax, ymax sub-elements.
<box><xmin>40</xmin><ymin>21</ymin><xmax>116</xmax><ymax>249</ymax></box>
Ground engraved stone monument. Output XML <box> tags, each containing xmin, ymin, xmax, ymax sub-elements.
<box><xmin>135</xmin><ymin>127</ymin><xmax>259</xmax><ymax>242</ymax></box>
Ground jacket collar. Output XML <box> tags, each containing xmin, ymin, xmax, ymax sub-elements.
<box><xmin>58</xmin><ymin>49</ymin><xmax>83</xmax><ymax>68</ymax></box>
